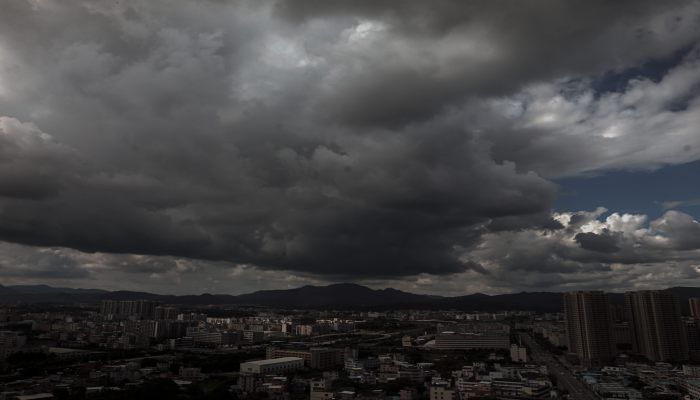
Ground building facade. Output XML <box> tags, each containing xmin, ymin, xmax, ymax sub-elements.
<box><xmin>563</xmin><ymin>291</ymin><xmax>615</xmax><ymax>367</ymax></box>
<box><xmin>625</xmin><ymin>290</ymin><xmax>688</xmax><ymax>362</ymax></box>
<box><xmin>690</xmin><ymin>298</ymin><xmax>700</xmax><ymax>319</ymax></box>
<box><xmin>434</xmin><ymin>332</ymin><xmax>509</xmax><ymax>350</ymax></box>
<box><xmin>240</xmin><ymin>357</ymin><xmax>304</xmax><ymax>374</ymax></box>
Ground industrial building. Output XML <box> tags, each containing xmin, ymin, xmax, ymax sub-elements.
<box><xmin>240</xmin><ymin>357</ymin><xmax>304</xmax><ymax>374</ymax></box>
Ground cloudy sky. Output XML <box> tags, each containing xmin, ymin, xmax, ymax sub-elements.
<box><xmin>1</xmin><ymin>0</ymin><xmax>700</xmax><ymax>295</ymax></box>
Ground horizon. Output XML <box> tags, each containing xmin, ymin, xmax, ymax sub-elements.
<box><xmin>1</xmin><ymin>1</ymin><xmax>700</xmax><ymax>296</ymax></box>
<box><xmin>3</xmin><ymin>281</ymin><xmax>700</xmax><ymax>298</ymax></box>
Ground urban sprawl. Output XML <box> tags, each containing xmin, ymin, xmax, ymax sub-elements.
<box><xmin>2</xmin><ymin>290</ymin><xmax>700</xmax><ymax>399</ymax></box>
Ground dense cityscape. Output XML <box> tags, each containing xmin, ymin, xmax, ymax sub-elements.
<box><xmin>1</xmin><ymin>286</ymin><xmax>700</xmax><ymax>399</ymax></box>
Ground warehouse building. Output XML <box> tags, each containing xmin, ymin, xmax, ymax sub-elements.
<box><xmin>240</xmin><ymin>357</ymin><xmax>304</xmax><ymax>374</ymax></box>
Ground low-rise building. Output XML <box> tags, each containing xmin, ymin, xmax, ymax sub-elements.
<box><xmin>240</xmin><ymin>357</ymin><xmax>304</xmax><ymax>374</ymax></box>
<box><xmin>688</xmin><ymin>379</ymin><xmax>700</xmax><ymax>400</ymax></box>
<box><xmin>429</xmin><ymin>383</ymin><xmax>457</xmax><ymax>400</ymax></box>
<box><xmin>435</xmin><ymin>331</ymin><xmax>509</xmax><ymax>350</ymax></box>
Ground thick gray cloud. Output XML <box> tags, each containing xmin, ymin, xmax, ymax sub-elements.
<box><xmin>575</xmin><ymin>231</ymin><xmax>621</xmax><ymax>254</ymax></box>
<box><xmin>0</xmin><ymin>0</ymin><xmax>699</xmax><ymax>290</ymax></box>
<box><xmin>1</xmin><ymin>208</ymin><xmax>698</xmax><ymax>295</ymax></box>
<box><xmin>438</xmin><ymin>209</ymin><xmax>700</xmax><ymax>293</ymax></box>
<box><xmin>273</xmin><ymin>0</ymin><xmax>700</xmax><ymax>128</ymax></box>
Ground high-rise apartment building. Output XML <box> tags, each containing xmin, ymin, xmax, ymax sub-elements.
<box><xmin>685</xmin><ymin>319</ymin><xmax>700</xmax><ymax>361</ymax></box>
<box><xmin>154</xmin><ymin>306</ymin><xmax>179</xmax><ymax>320</ymax></box>
<box><xmin>689</xmin><ymin>298</ymin><xmax>700</xmax><ymax>319</ymax></box>
<box><xmin>99</xmin><ymin>300</ymin><xmax>120</xmax><ymax>316</ymax></box>
<box><xmin>99</xmin><ymin>300</ymin><xmax>158</xmax><ymax>320</ymax></box>
<box><xmin>563</xmin><ymin>291</ymin><xmax>615</xmax><ymax>367</ymax></box>
<box><xmin>625</xmin><ymin>290</ymin><xmax>688</xmax><ymax>362</ymax></box>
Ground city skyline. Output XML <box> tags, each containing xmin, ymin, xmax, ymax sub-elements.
<box><xmin>1</xmin><ymin>1</ymin><xmax>700</xmax><ymax>296</ymax></box>
<box><xmin>4</xmin><ymin>285</ymin><xmax>700</xmax><ymax>399</ymax></box>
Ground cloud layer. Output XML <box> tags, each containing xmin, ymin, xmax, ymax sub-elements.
<box><xmin>0</xmin><ymin>0</ymin><xmax>699</xmax><ymax>291</ymax></box>
<box><xmin>1</xmin><ymin>208</ymin><xmax>698</xmax><ymax>295</ymax></box>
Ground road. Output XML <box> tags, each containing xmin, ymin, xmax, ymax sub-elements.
<box><xmin>520</xmin><ymin>333</ymin><xmax>599</xmax><ymax>400</ymax></box>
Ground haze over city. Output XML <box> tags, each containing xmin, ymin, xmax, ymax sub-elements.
<box><xmin>1</xmin><ymin>0</ymin><xmax>700</xmax><ymax>297</ymax></box>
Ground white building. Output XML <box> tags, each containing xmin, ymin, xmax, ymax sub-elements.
<box><xmin>16</xmin><ymin>394</ymin><xmax>55</xmax><ymax>400</ymax></box>
<box><xmin>310</xmin><ymin>378</ymin><xmax>334</xmax><ymax>400</ymax></box>
<box><xmin>684</xmin><ymin>365</ymin><xmax>700</xmax><ymax>378</ymax></box>
<box><xmin>510</xmin><ymin>344</ymin><xmax>527</xmax><ymax>362</ymax></box>
<box><xmin>429</xmin><ymin>383</ymin><xmax>457</xmax><ymax>400</ymax></box>
<box><xmin>594</xmin><ymin>382</ymin><xmax>642</xmax><ymax>400</ymax></box>
<box><xmin>688</xmin><ymin>379</ymin><xmax>700</xmax><ymax>400</ymax></box>
<box><xmin>240</xmin><ymin>357</ymin><xmax>304</xmax><ymax>374</ymax></box>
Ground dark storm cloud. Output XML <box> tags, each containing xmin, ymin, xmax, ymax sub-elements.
<box><xmin>0</xmin><ymin>112</ymin><xmax>556</xmax><ymax>277</ymax></box>
<box><xmin>0</xmin><ymin>118</ymin><xmax>77</xmax><ymax>199</ymax></box>
<box><xmin>0</xmin><ymin>0</ymin><xmax>699</xmax><ymax>286</ymax></box>
<box><xmin>275</xmin><ymin>0</ymin><xmax>700</xmax><ymax>128</ymax></box>
<box><xmin>575</xmin><ymin>231</ymin><xmax>621</xmax><ymax>253</ymax></box>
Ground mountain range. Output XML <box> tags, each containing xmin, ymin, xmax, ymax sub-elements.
<box><xmin>0</xmin><ymin>283</ymin><xmax>699</xmax><ymax>313</ymax></box>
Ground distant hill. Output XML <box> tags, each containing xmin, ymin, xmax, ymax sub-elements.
<box><xmin>0</xmin><ymin>285</ymin><xmax>16</xmax><ymax>295</ymax></box>
<box><xmin>1</xmin><ymin>283</ymin><xmax>699</xmax><ymax>313</ymax></box>
<box><xmin>234</xmin><ymin>283</ymin><xmax>439</xmax><ymax>308</ymax></box>
<box><xmin>437</xmin><ymin>291</ymin><xmax>568</xmax><ymax>313</ymax></box>
<box><xmin>99</xmin><ymin>291</ymin><xmax>234</xmax><ymax>305</ymax></box>
<box><xmin>9</xmin><ymin>285</ymin><xmax>107</xmax><ymax>295</ymax></box>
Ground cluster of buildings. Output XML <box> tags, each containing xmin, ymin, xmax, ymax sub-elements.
<box><xmin>562</xmin><ymin>290</ymin><xmax>700</xmax><ymax>367</ymax></box>
<box><xmin>430</xmin><ymin>362</ymin><xmax>553</xmax><ymax>400</ymax></box>
<box><xmin>433</xmin><ymin>322</ymin><xmax>511</xmax><ymax>351</ymax></box>
<box><xmin>357</xmin><ymin>310</ymin><xmax>534</xmax><ymax>323</ymax></box>
<box><xmin>528</xmin><ymin>322</ymin><xmax>567</xmax><ymax>349</ymax></box>
<box><xmin>5</xmin><ymin>291</ymin><xmax>700</xmax><ymax>400</ymax></box>
<box><xmin>0</xmin><ymin>331</ymin><xmax>26</xmax><ymax>361</ymax></box>
<box><xmin>81</xmin><ymin>301</ymin><xmax>361</xmax><ymax>351</ymax></box>
<box><xmin>352</xmin><ymin>353</ymin><xmax>432</xmax><ymax>385</ymax></box>
<box><xmin>99</xmin><ymin>300</ymin><xmax>162</xmax><ymax>320</ymax></box>
<box><xmin>235</xmin><ymin>348</ymin><xmax>551</xmax><ymax>400</ymax></box>
<box><xmin>3</xmin><ymin>302</ymin><xmax>555</xmax><ymax>399</ymax></box>
<box><xmin>267</xmin><ymin>346</ymin><xmax>346</xmax><ymax>370</ymax></box>
<box><xmin>0</xmin><ymin>355</ymin><xmax>189</xmax><ymax>399</ymax></box>
<box><xmin>573</xmin><ymin>362</ymin><xmax>700</xmax><ymax>400</ymax></box>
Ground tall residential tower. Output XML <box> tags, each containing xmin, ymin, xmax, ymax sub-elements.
<box><xmin>625</xmin><ymin>290</ymin><xmax>688</xmax><ymax>362</ymax></box>
<box><xmin>563</xmin><ymin>291</ymin><xmax>615</xmax><ymax>367</ymax></box>
<box><xmin>689</xmin><ymin>297</ymin><xmax>700</xmax><ymax>319</ymax></box>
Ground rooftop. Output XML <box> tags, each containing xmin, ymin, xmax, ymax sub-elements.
<box><xmin>242</xmin><ymin>357</ymin><xmax>304</xmax><ymax>366</ymax></box>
